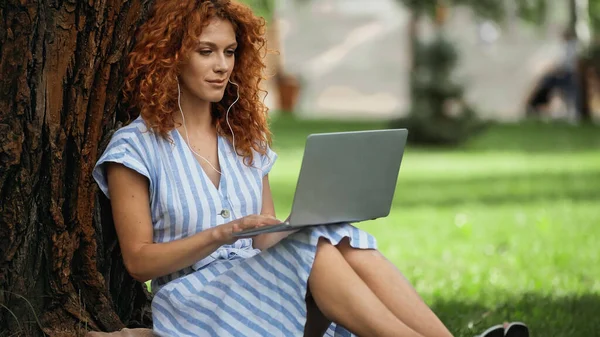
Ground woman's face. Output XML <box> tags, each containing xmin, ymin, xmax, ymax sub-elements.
<box><xmin>180</xmin><ymin>18</ymin><xmax>237</xmax><ymax>103</ymax></box>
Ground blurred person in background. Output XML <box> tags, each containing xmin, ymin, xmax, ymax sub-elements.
<box><xmin>527</xmin><ymin>28</ymin><xmax>582</xmax><ymax>122</ymax></box>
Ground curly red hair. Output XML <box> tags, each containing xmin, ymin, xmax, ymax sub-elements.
<box><xmin>124</xmin><ymin>0</ymin><xmax>271</xmax><ymax>165</ymax></box>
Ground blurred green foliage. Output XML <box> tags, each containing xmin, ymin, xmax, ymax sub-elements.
<box><xmin>237</xmin><ymin>0</ymin><xmax>275</xmax><ymax>21</ymax></box>
<box><xmin>589</xmin><ymin>0</ymin><xmax>600</xmax><ymax>37</ymax></box>
<box><xmin>400</xmin><ymin>0</ymin><xmax>600</xmax><ymax>35</ymax></box>
<box><xmin>398</xmin><ymin>0</ymin><xmax>547</xmax><ymax>25</ymax></box>
<box><xmin>390</xmin><ymin>35</ymin><xmax>485</xmax><ymax>145</ymax></box>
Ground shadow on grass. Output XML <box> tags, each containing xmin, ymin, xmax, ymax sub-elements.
<box><xmin>392</xmin><ymin>171</ymin><xmax>600</xmax><ymax>208</ymax></box>
<box><xmin>430</xmin><ymin>293</ymin><xmax>600</xmax><ymax>337</ymax></box>
<box><xmin>270</xmin><ymin>114</ymin><xmax>600</xmax><ymax>154</ymax></box>
<box><xmin>464</xmin><ymin>121</ymin><xmax>600</xmax><ymax>154</ymax></box>
<box><xmin>272</xmin><ymin>170</ymin><xmax>600</xmax><ymax>209</ymax></box>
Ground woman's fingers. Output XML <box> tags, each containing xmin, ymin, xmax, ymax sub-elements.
<box><xmin>249</xmin><ymin>216</ymin><xmax>281</xmax><ymax>228</ymax></box>
<box><xmin>240</xmin><ymin>215</ymin><xmax>281</xmax><ymax>229</ymax></box>
<box><xmin>231</xmin><ymin>222</ymin><xmax>242</xmax><ymax>233</ymax></box>
<box><xmin>228</xmin><ymin>215</ymin><xmax>282</xmax><ymax>234</ymax></box>
<box><xmin>258</xmin><ymin>216</ymin><xmax>282</xmax><ymax>227</ymax></box>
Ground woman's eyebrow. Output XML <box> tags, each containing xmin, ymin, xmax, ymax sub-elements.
<box><xmin>198</xmin><ymin>41</ymin><xmax>238</xmax><ymax>48</ymax></box>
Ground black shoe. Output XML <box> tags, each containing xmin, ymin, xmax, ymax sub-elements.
<box><xmin>476</xmin><ymin>325</ymin><xmax>505</xmax><ymax>337</ymax></box>
<box><xmin>504</xmin><ymin>322</ymin><xmax>529</xmax><ymax>337</ymax></box>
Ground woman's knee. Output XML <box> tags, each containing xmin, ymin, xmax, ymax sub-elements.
<box><xmin>316</xmin><ymin>237</ymin><xmax>332</xmax><ymax>248</ymax></box>
<box><xmin>312</xmin><ymin>238</ymin><xmax>346</xmax><ymax>275</ymax></box>
<box><xmin>336</xmin><ymin>238</ymin><xmax>381</xmax><ymax>264</ymax></box>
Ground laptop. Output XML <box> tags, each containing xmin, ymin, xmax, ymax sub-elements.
<box><xmin>233</xmin><ymin>128</ymin><xmax>408</xmax><ymax>237</ymax></box>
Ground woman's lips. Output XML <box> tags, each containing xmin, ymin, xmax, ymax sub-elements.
<box><xmin>206</xmin><ymin>79</ymin><xmax>226</xmax><ymax>88</ymax></box>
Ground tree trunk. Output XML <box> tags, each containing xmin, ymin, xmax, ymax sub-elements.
<box><xmin>0</xmin><ymin>0</ymin><xmax>154</xmax><ymax>336</ymax></box>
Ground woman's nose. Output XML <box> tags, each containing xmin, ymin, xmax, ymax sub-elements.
<box><xmin>214</xmin><ymin>55</ymin><xmax>229</xmax><ymax>73</ymax></box>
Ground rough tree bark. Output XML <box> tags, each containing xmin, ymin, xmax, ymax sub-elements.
<box><xmin>0</xmin><ymin>0</ymin><xmax>155</xmax><ymax>335</ymax></box>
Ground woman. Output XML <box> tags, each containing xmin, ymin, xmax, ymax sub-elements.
<box><xmin>93</xmin><ymin>1</ymin><xmax>528</xmax><ymax>336</ymax></box>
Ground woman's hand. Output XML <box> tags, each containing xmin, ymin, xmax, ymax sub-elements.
<box><xmin>214</xmin><ymin>214</ymin><xmax>282</xmax><ymax>245</ymax></box>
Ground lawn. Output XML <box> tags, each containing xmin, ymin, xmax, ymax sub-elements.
<box><xmin>268</xmin><ymin>115</ymin><xmax>600</xmax><ymax>337</ymax></box>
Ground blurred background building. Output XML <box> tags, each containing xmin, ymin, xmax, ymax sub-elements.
<box><xmin>261</xmin><ymin>0</ymin><xmax>600</xmax><ymax>123</ymax></box>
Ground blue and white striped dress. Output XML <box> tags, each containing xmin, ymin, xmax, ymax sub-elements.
<box><xmin>93</xmin><ymin>116</ymin><xmax>378</xmax><ymax>336</ymax></box>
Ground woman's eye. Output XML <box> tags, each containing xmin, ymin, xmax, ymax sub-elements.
<box><xmin>226</xmin><ymin>49</ymin><xmax>236</xmax><ymax>56</ymax></box>
<box><xmin>199</xmin><ymin>50</ymin><xmax>212</xmax><ymax>56</ymax></box>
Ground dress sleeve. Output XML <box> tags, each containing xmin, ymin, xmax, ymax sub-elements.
<box><xmin>92</xmin><ymin>128</ymin><xmax>153</xmax><ymax>199</ymax></box>
<box><xmin>260</xmin><ymin>145</ymin><xmax>278</xmax><ymax>177</ymax></box>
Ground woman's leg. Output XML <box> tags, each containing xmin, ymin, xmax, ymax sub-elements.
<box><xmin>308</xmin><ymin>238</ymin><xmax>424</xmax><ymax>337</ymax></box>
<box><xmin>337</xmin><ymin>238</ymin><xmax>453</xmax><ymax>337</ymax></box>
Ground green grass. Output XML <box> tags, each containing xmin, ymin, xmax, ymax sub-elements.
<box><xmin>268</xmin><ymin>115</ymin><xmax>600</xmax><ymax>337</ymax></box>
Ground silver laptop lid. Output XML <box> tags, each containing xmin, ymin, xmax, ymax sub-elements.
<box><xmin>288</xmin><ymin>129</ymin><xmax>408</xmax><ymax>226</ymax></box>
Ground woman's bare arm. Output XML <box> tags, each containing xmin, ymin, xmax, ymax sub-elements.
<box><xmin>253</xmin><ymin>175</ymin><xmax>296</xmax><ymax>250</ymax></box>
<box><xmin>107</xmin><ymin>163</ymin><xmax>280</xmax><ymax>282</ymax></box>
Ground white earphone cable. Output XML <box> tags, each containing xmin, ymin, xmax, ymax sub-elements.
<box><xmin>177</xmin><ymin>79</ymin><xmax>240</xmax><ymax>175</ymax></box>
<box><xmin>226</xmin><ymin>80</ymin><xmax>240</xmax><ymax>154</ymax></box>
